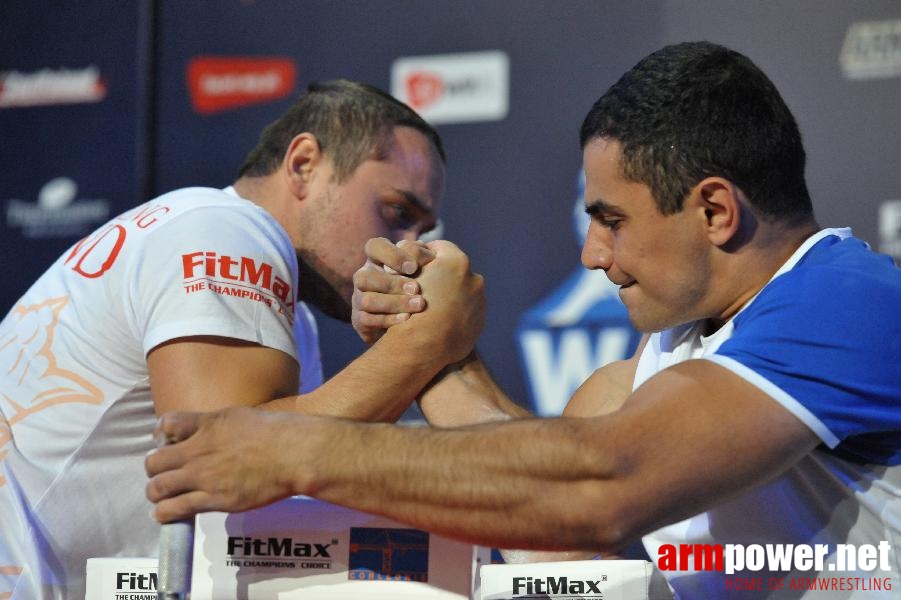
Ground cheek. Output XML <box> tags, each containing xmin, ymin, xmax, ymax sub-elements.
<box><xmin>655</xmin><ymin>261</ymin><xmax>707</xmax><ymax>310</ymax></box>
<box><xmin>355</xmin><ymin>207</ymin><xmax>393</xmax><ymax>238</ymax></box>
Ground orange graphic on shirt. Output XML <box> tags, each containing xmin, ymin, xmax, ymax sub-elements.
<box><xmin>0</xmin><ymin>296</ymin><xmax>104</xmax><ymax>488</ymax></box>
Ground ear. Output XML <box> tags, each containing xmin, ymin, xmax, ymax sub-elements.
<box><xmin>282</xmin><ymin>133</ymin><xmax>323</xmax><ymax>200</ymax></box>
<box><xmin>690</xmin><ymin>177</ymin><xmax>745</xmax><ymax>247</ymax></box>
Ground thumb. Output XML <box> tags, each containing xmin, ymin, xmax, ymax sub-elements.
<box><xmin>154</xmin><ymin>412</ymin><xmax>204</xmax><ymax>446</ymax></box>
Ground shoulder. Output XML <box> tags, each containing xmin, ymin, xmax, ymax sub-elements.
<box><xmin>152</xmin><ymin>187</ymin><xmax>283</xmax><ymax>230</ymax></box>
<box><xmin>120</xmin><ymin>187</ymin><xmax>298</xmax><ymax>307</ymax></box>
<box><xmin>712</xmin><ymin>235</ymin><xmax>901</xmax><ymax>450</ymax></box>
<box><xmin>739</xmin><ymin>235</ymin><xmax>901</xmax><ymax>328</ymax></box>
<box><xmin>134</xmin><ymin>187</ymin><xmax>293</xmax><ymax>257</ymax></box>
<box><xmin>728</xmin><ymin>235</ymin><xmax>901</xmax><ymax>363</ymax></box>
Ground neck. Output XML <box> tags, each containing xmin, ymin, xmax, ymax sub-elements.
<box><xmin>232</xmin><ymin>176</ymin><xmax>265</xmax><ymax>205</ymax></box>
<box><xmin>233</xmin><ymin>175</ymin><xmax>301</xmax><ymax>249</ymax></box>
<box><xmin>708</xmin><ymin>217</ymin><xmax>820</xmax><ymax>330</ymax></box>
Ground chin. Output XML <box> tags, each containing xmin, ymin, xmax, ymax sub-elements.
<box><xmin>626</xmin><ymin>311</ymin><xmax>677</xmax><ymax>334</ymax></box>
<box><xmin>316</xmin><ymin>301</ymin><xmax>351</xmax><ymax>323</ymax></box>
<box><xmin>297</xmin><ymin>258</ymin><xmax>353</xmax><ymax>323</ymax></box>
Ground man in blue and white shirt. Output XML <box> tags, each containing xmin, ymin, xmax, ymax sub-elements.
<box><xmin>146</xmin><ymin>42</ymin><xmax>901</xmax><ymax>599</ymax></box>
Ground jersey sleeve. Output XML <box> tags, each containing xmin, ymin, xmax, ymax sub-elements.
<box><xmin>126</xmin><ymin>203</ymin><xmax>299</xmax><ymax>362</ymax></box>
<box><xmin>706</xmin><ymin>265</ymin><xmax>901</xmax><ymax>461</ymax></box>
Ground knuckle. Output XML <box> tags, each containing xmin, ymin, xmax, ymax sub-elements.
<box><xmin>393</xmin><ymin>277</ymin><xmax>414</xmax><ymax>294</ymax></box>
<box><xmin>146</xmin><ymin>476</ymin><xmax>164</xmax><ymax>500</ymax></box>
<box><xmin>359</xmin><ymin>293</ymin><xmax>376</xmax><ymax>312</ymax></box>
<box><xmin>361</xmin><ymin>312</ymin><xmax>382</xmax><ymax>327</ymax></box>
<box><xmin>353</xmin><ymin>269</ymin><xmax>376</xmax><ymax>289</ymax></box>
<box><xmin>144</xmin><ymin>452</ymin><xmax>157</xmax><ymax>476</ymax></box>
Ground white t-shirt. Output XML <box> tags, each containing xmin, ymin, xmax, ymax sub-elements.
<box><xmin>0</xmin><ymin>186</ymin><xmax>323</xmax><ymax>599</ymax></box>
<box><xmin>638</xmin><ymin>229</ymin><xmax>901</xmax><ymax>598</ymax></box>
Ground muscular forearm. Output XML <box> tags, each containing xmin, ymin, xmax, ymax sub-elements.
<box><xmin>259</xmin><ymin>320</ymin><xmax>452</xmax><ymax>422</ymax></box>
<box><xmin>296</xmin><ymin>416</ymin><xmax>627</xmax><ymax>553</ymax></box>
<box><xmin>418</xmin><ymin>351</ymin><xmax>531</xmax><ymax>427</ymax></box>
<box><xmin>149</xmin><ymin>360</ymin><xmax>825</xmax><ymax>560</ymax></box>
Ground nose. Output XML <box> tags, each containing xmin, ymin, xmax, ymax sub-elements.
<box><xmin>580</xmin><ymin>220</ymin><xmax>613</xmax><ymax>271</ymax></box>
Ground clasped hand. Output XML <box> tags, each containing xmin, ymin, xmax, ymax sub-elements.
<box><xmin>351</xmin><ymin>237</ymin><xmax>485</xmax><ymax>364</ymax></box>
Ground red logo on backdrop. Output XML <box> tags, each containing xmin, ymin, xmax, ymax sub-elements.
<box><xmin>186</xmin><ymin>57</ymin><xmax>297</xmax><ymax>115</ymax></box>
<box><xmin>405</xmin><ymin>72</ymin><xmax>444</xmax><ymax>110</ymax></box>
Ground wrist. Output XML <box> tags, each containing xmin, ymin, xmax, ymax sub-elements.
<box><xmin>282</xmin><ymin>415</ymin><xmax>335</xmax><ymax>497</ymax></box>
<box><xmin>380</xmin><ymin>319</ymin><xmax>458</xmax><ymax>372</ymax></box>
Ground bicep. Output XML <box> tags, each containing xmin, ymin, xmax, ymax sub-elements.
<box><xmin>603</xmin><ymin>358</ymin><xmax>821</xmax><ymax>536</ymax></box>
<box><xmin>564</xmin><ymin>334</ymin><xmax>648</xmax><ymax>418</ymax></box>
<box><xmin>148</xmin><ymin>335</ymin><xmax>299</xmax><ymax>414</ymax></box>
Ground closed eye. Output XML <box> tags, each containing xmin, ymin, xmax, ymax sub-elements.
<box><xmin>597</xmin><ymin>215</ymin><xmax>622</xmax><ymax>231</ymax></box>
<box><xmin>381</xmin><ymin>202</ymin><xmax>416</xmax><ymax>230</ymax></box>
<box><xmin>585</xmin><ymin>201</ymin><xmax>624</xmax><ymax>232</ymax></box>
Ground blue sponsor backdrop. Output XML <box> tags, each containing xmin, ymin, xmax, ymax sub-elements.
<box><xmin>1</xmin><ymin>1</ymin><xmax>151</xmax><ymax>309</ymax></box>
<box><xmin>2</xmin><ymin>1</ymin><xmax>900</xmax><ymax>417</ymax></box>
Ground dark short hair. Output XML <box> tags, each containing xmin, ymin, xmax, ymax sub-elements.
<box><xmin>239</xmin><ymin>80</ymin><xmax>445</xmax><ymax>181</ymax></box>
<box><xmin>580</xmin><ymin>41</ymin><xmax>812</xmax><ymax>222</ymax></box>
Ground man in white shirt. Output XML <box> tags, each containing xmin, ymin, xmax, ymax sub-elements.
<box><xmin>0</xmin><ymin>80</ymin><xmax>483</xmax><ymax>599</ymax></box>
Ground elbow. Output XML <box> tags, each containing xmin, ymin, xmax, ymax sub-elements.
<box><xmin>567</xmin><ymin>480</ymin><xmax>645</xmax><ymax>554</ymax></box>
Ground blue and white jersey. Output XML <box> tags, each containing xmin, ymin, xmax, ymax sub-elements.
<box><xmin>637</xmin><ymin>229</ymin><xmax>901</xmax><ymax>599</ymax></box>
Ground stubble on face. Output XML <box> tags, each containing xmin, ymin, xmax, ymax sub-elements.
<box><xmin>296</xmin><ymin>250</ymin><xmax>352</xmax><ymax>322</ymax></box>
<box><xmin>295</xmin><ymin>185</ymin><xmax>355</xmax><ymax>322</ymax></box>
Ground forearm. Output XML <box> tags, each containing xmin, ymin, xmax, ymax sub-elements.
<box><xmin>149</xmin><ymin>359</ymin><xmax>823</xmax><ymax>554</ymax></box>
<box><xmin>259</xmin><ymin>320</ymin><xmax>452</xmax><ymax>422</ymax></box>
<box><xmin>418</xmin><ymin>351</ymin><xmax>531</xmax><ymax>428</ymax></box>
<box><xmin>298</xmin><ymin>416</ymin><xmax>626</xmax><ymax>553</ymax></box>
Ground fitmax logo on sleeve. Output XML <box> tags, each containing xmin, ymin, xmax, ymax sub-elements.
<box><xmin>181</xmin><ymin>251</ymin><xmax>295</xmax><ymax>322</ymax></box>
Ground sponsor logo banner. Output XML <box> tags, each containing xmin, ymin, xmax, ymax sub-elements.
<box><xmin>5</xmin><ymin>177</ymin><xmax>110</xmax><ymax>239</ymax></box>
<box><xmin>348</xmin><ymin>527</ymin><xmax>430</xmax><ymax>582</ymax></box>
<box><xmin>840</xmin><ymin>19</ymin><xmax>901</xmax><ymax>80</ymax></box>
<box><xmin>879</xmin><ymin>199</ymin><xmax>901</xmax><ymax>261</ymax></box>
<box><xmin>480</xmin><ymin>560</ymin><xmax>651</xmax><ymax>600</ymax></box>
<box><xmin>186</xmin><ymin>56</ymin><xmax>297</xmax><ymax>115</ymax></box>
<box><xmin>115</xmin><ymin>571</ymin><xmax>157</xmax><ymax>594</ymax></box>
<box><xmin>224</xmin><ymin>535</ymin><xmax>336</xmax><ymax>571</ymax></box>
<box><xmin>190</xmin><ymin>498</ymin><xmax>479</xmax><ymax>597</ymax></box>
<box><xmin>0</xmin><ymin>66</ymin><xmax>107</xmax><ymax>108</ymax></box>
<box><xmin>85</xmin><ymin>558</ymin><xmax>158</xmax><ymax>600</ymax></box>
<box><xmin>391</xmin><ymin>50</ymin><xmax>509</xmax><ymax>124</ymax></box>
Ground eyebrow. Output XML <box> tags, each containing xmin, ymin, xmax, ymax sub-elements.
<box><xmin>584</xmin><ymin>198</ymin><xmax>624</xmax><ymax>216</ymax></box>
<box><xmin>393</xmin><ymin>188</ymin><xmax>438</xmax><ymax>230</ymax></box>
<box><xmin>391</xmin><ymin>188</ymin><xmax>430</xmax><ymax>214</ymax></box>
